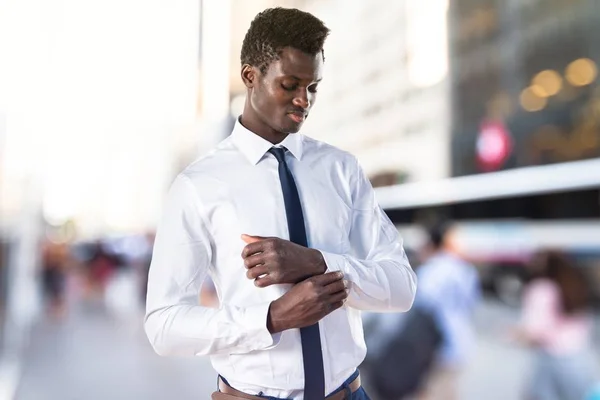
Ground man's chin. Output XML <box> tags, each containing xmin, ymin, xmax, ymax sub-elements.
<box><xmin>282</xmin><ymin>121</ymin><xmax>303</xmax><ymax>134</ymax></box>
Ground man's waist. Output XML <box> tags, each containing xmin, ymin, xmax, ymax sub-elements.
<box><xmin>217</xmin><ymin>370</ymin><xmax>361</xmax><ymax>400</ymax></box>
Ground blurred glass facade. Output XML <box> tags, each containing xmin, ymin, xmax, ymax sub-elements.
<box><xmin>450</xmin><ymin>0</ymin><xmax>600</xmax><ymax>175</ymax></box>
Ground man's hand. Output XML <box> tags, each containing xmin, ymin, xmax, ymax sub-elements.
<box><xmin>241</xmin><ymin>234</ymin><xmax>327</xmax><ymax>287</ymax></box>
<box><xmin>267</xmin><ymin>271</ymin><xmax>348</xmax><ymax>333</ymax></box>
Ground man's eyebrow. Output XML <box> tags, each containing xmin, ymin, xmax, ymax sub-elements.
<box><xmin>288</xmin><ymin>75</ymin><xmax>323</xmax><ymax>83</ymax></box>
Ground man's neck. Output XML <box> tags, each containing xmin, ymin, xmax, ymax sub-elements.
<box><xmin>239</xmin><ymin>113</ymin><xmax>288</xmax><ymax>145</ymax></box>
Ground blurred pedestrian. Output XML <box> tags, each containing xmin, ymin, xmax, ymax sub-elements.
<box><xmin>413</xmin><ymin>222</ymin><xmax>480</xmax><ymax>400</ymax></box>
<box><xmin>513</xmin><ymin>250</ymin><xmax>598</xmax><ymax>400</ymax></box>
<box><xmin>87</xmin><ymin>240</ymin><xmax>119</xmax><ymax>298</ymax></box>
<box><xmin>40</xmin><ymin>238</ymin><xmax>69</xmax><ymax>318</ymax></box>
<box><xmin>144</xmin><ymin>7</ymin><xmax>416</xmax><ymax>400</ymax></box>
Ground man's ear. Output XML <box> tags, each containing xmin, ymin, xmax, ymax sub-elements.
<box><xmin>241</xmin><ymin>64</ymin><xmax>257</xmax><ymax>89</ymax></box>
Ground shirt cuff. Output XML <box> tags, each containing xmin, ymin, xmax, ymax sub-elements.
<box><xmin>319</xmin><ymin>250</ymin><xmax>347</xmax><ymax>274</ymax></box>
<box><xmin>242</xmin><ymin>301</ymin><xmax>282</xmax><ymax>351</ymax></box>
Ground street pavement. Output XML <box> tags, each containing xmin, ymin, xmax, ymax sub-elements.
<box><xmin>12</xmin><ymin>294</ymin><xmax>600</xmax><ymax>400</ymax></box>
<box><xmin>14</xmin><ymin>300</ymin><xmax>215</xmax><ymax>400</ymax></box>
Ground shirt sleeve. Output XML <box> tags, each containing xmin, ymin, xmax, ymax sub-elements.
<box><xmin>319</xmin><ymin>158</ymin><xmax>417</xmax><ymax>312</ymax></box>
<box><xmin>144</xmin><ymin>175</ymin><xmax>278</xmax><ymax>357</ymax></box>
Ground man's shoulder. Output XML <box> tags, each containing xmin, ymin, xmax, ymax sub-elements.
<box><xmin>179</xmin><ymin>139</ymin><xmax>238</xmax><ymax>179</ymax></box>
<box><xmin>301</xmin><ymin>135</ymin><xmax>357</xmax><ymax>166</ymax></box>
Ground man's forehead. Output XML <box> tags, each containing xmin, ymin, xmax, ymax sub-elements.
<box><xmin>268</xmin><ymin>48</ymin><xmax>323</xmax><ymax>80</ymax></box>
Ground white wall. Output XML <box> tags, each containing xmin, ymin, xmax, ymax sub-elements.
<box><xmin>0</xmin><ymin>0</ymin><xmax>201</xmax><ymax>236</ymax></box>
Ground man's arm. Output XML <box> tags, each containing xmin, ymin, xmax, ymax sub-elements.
<box><xmin>318</xmin><ymin>157</ymin><xmax>417</xmax><ymax>312</ymax></box>
<box><xmin>239</xmin><ymin>157</ymin><xmax>416</xmax><ymax>312</ymax></box>
<box><xmin>144</xmin><ymin>175</ymin><xmax>277</xmax><ymax>357</ymax></box>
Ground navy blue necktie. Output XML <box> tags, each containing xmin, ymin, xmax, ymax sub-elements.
<box><xmin>269</xmin><ymin>147</ymin><xmax>325</xmax><ymax>399</ymax></box>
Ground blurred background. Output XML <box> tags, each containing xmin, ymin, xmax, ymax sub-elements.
<box><xmin>0</xmin><ymin>0</ymin><xmax>599</xmax><ymax>399</ymax></box>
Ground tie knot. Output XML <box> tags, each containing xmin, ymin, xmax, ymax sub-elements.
<box><xmin>269</xmin><ymin>147</ymin><xmax>287</xmax><ymax>163</ymax></box>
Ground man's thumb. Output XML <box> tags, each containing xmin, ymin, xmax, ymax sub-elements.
<box><xmin>241</xmin><ymin>234</ymin><xmax>264</xmax><ymax>244</ymax></box>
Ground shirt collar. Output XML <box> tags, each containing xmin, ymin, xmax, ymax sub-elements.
<box><xmin>231</xmin><ymin>117</ymin><xmax>304</xmax><ymax>165</ymax></box>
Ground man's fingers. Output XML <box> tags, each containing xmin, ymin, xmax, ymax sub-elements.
<box><xmin>241</xmin><ymin>241</ymin><xmax>263</xmax><ymax>258</ymax></box>
<box><xmin>254</xmin><ymin>274</ymin><xmax>275</xmax><ymax>288</ymax></box>
<box><xmin>241</xmin><ymin>235</ymin><xmax>272</xmax><ymax>257</ymax></box>
<box><xmin>310</xmin><ymin>271</ymin><xmax>344</xmax><ymax>286</ymax></box>
<box><xmin>329</xmin><ymin>290</ymin><xmax>348</xmax><ymax>303</ymax></box>
<box><xmin>329</xmin><ymin>301</ymin><xmax>345</xmax><ymax>312</ymax></box>
<box><xmin>324</xmin><ymin>279</ymin><xmax>347</xmax><ymax>295</ymax></box>
<box><xmin>247</xmin><ymin>265</ymin><xmax>268</xmax><ymax>280</ymax></box>
<box><xmin>243</xmin><ymin>253</ymin><xmax>264</xmax><ymax>269</ymax></box>
<box><xmin>241</xmin><ymin>234</ymin><xmax>265</xmax><ymax>244</ymax></box>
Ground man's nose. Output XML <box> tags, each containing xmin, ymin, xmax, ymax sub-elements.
<box><xmin>292</xmin><ymin>90</ymin><xmax>309</xmax><ymax>109</ymax></box>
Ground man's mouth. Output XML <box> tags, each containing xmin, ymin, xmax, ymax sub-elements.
<box><xmin>288</xmin><ymin>112</ymin><xmax>305</xmax><ymax>123</ymax></box>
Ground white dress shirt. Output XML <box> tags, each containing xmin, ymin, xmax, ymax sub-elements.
<box><xmin>144</xmin><ymin>119</ymin><xmax>417</xmax><ymax>399</ymax></box>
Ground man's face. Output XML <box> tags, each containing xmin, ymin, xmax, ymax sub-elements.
<box><xmin>247</xmin><ymin>47</ymin><xmax>323</xmax><ymax>134</ymax></box>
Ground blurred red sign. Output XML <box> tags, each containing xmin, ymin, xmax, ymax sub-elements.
<box><xmin>476</xmin><ymin>120</ymin><xmax>512</xmax><ymax>171</ymax></box>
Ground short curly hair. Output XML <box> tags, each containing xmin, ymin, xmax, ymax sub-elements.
<box><xmin>241</xmin><ymin>7</ymin><xmax>330</xmax><ymax>74</ymax></box>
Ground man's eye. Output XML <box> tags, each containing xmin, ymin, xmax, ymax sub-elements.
<box><xmin>281</xmin><ymin>84</ymin><xmax>297</xmax><ymax>91</ymax></box>
<box><xmin>308</xmin><ymin>85</ymin><xmax>319</xmax><ymax>93</ymax></box>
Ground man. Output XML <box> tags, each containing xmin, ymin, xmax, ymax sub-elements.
<box><xmin>144</xmin><ymin>7</ymin><xmax>416</xmax><ymax>400</ymax></box>
<box><xmin>414</xmin><ymin>223</ymin><xmax>480</xmax><ymax>400</ymax></box>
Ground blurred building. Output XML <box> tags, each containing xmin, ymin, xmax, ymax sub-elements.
<box><xmin>371</xmin><ymin>0</ymin><xmax>600</xmax><ymax>305</ymax></box>
<box><xmin>449</xmin><ymin>0</ymin><xmax>600</xmax><ymax>177</ymax></box>
<box><xmin>443</xmin><ymin>0</ymin><xmax>600</xmax><ymax>221</ymax></box>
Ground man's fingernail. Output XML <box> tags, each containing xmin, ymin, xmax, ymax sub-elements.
<box><xmin>336</xmin><ymin>272</ymin><xmax>343</xmax><ymax>278</ymax></box>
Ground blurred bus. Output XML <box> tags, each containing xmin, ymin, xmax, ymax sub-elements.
<box><xmin>376</xmin><ymin>158</ymin><xmax>600</xmax><ymax>306</ymax></box>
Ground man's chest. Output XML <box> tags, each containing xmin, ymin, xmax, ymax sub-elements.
<box><xmin>199</xmin><ymin>165</ymin><xmax>353</xmax><ymax>254</ymax></box>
